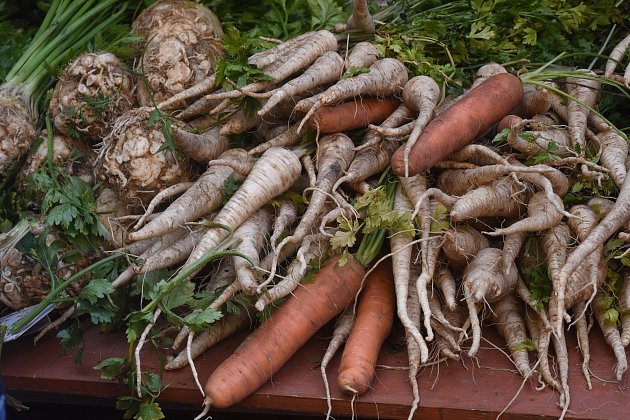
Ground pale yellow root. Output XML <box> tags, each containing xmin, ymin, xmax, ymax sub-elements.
<box><xmin>450</xmin><ymin>178</ymin><xmax>528</xmax><ymax>222</ymax></box>
<box><xmin>619</xmin><ymin>272</ymin><xmax>630</xmax><ymax>347</ymax></box>
<box><xmin>248</xmin><ymin>124</ymin><xmax>302</xmax><ymax>156</ymax></box>
<box><xmin>565</xmin><ymin>71</ymin><xmax>600</xmax><ymax>151</ymax></box>
<box><xmin>434</xmin><ymin>266</ymin><xmax>457</xmax><ymax>311</ymax></box>
<box><xmin>501</xmin><ymin>231</ymin><xmax>527</xmax><ymax>278</ymax></box>
<box><xmin>232</xmin><ymin>208</ymin><xmax>273</xmax><ymax>295</ymax></box>
<box><xmin>134</xmin><ymin>182</ymin><xmax>193</xmax><ymax>230</ymax></box>
<box><xmin>604</xmin><ymin>33</ymin><xmax>630</xmax><ymax>78</ymax></box>
<box><xmin>344</xmin><ymin>41</ymin><xmax>379</xmax><ymax>71</ymax></box>
<box><xmin>593</xmin><ymin>130</ymin><xmax>628</xmax><ymax>188</ymax></box>
<box><xmin>490</xmin><ymin>293</ymin><xmax>531</xmax><ymax>377</ymax></box>
<box><xmin>441</xmin><ymin>225</ymin><xmax>489</xmax><ymax>269</ymax></box>
<box><xmin>207</xmin><ymin>148</ymin><xmax>257</xmax><ymax>176</ymax></box>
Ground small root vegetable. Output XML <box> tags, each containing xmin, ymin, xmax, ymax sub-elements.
<box><xmin>516</xmin><ymin>83</ymin><xmax>553</xmax><ymax>117</ymax></box>
<box><xmin>135</xmin><ymin>226</ymin><xmax>207</xmax><ymax>274</ymax></box>
<box><xmin>344</xmin><ymin>41</ymin><xmax>379</xmax><ymax>71</ymax></box>
<box><xmin>391</xmin><ymin>73</ymin><xmax>524</xmax><ymax>176</ymax></box>
<box><xmin>171</xmin><ymin>126</ymin><xmax>230</xmax><ymax>164</ymax></box>
<box><xmin>333</xmin><ymin>105</ymin><xmax>414</xmax><ymax>191</ymax></box>
<box><xmin>206</xmin><ymin>148</ymin><xmax>257</xmax><ymax>177</ymax></box>
<box><xmin>248</xmin><ymin>124</ymin><xmax>301</xmax><ymax>156</ymax></box>
<box><xmin>485</xmin><ymin>191</ymin><xmax>564</xmax><ymax>236</ymax></box>
<box><xmin>255</xmin><ymin>233</ymin><xmax>330</xmax><ymax>311</ymax></box>
<box><xmin>201</xmin><ymin>254</ymin><xmax>366</xmax><ymax>410</ymax></box>
<box><xmin>337</xmin><ymin>258</ymin><xmax>395</xmax><ymax>396</ymax></box>
<box><xmin>322</xmin><ymin>307</ymin><xmax>355</xmax><ymax>419</ymax></box>
<box><xmin>336</xmin><ymin>0</ymin><xmax>375</xmax><ymax>33</ymax></box>
<box><xmin>501</xmin><ymin>231</ymin><xmax>527</xmax><ymax>278</ymax></box>
<box><xmin>565</xmin><ymin>71</ymin><xmax>600</xmax><ymax>151</ymax></box>
<box><xmin>271</xmin><ymin>134</ymin><xmax>355</xmax><ymax>285</ymax></box>
<box><xmin>619</xmin><ymin>272</ymin><xmax>630</xmax><ymax>347</ymax></box>
<box><xmin>183</xmin><ymin>147</ymin><xmax>302</xmax><ymax>272</ymax></box>
<box><xmin>489</xmin><ymin>293</ymin><xmax>531</xmax><ymax>377</ymax></box>
<box><xmin>309</xmin><ymin>97</ymin><xmax>400</xmax><ymax>134</ymax></box>
<box><xmin>463</xmin><ymin>247</ymin><xmax>518</xmax><ymax>356</ymax></box>
<box><xmin>450</xmin><ymin>178</ymin><xmax>528</xmax><ymax>222</ymax></box>
<box><xmin>390</xmin><ymin>185</ymin><xmax>428</xmax><ymax>362</ymax></box>
<box><xmin>405</xmin><ymin>264</ymin><xmax>423</xmax><ymax>419</ymax></box>
<box><xmin>593</xmin><ymin>289</ymin><xmax>628</xmax><ymax>381</ymax></box>
<box><xmin>294</xmin><ymin>58</ymin><xmax>409</xmax><ymax>133</ymax></box>
<box><xmin>231</xmin><ymin>209</ymin><xmax>273</xmax><ymax>295</ymax></box>
<box><xmin>434</xmin><ymin>266</ymin><xmax>457</xmax><ymax>311</ymax></box>
<box><xmin>397</xmin><ymin>76</ymin><xmax>441</xmax><ymax>177</ymax></box>
<box><xmin>604</xmin><ymin>33</ymin><xmax>630</xmax><ymax>85</ymax></box>
<box><xmin>257</xmin><ymin>51</ymin><xmax>344</xmax><ymax>117</ymax></box>
<box><xmin>128</xmin><ymin>163</ymin><xmax>236</xmax><ymax>242</ymax></box>
<box><xmin>133</xmin><ymin>182</ymin><xmax>193</xmax><ymax>231</ymax></box>
<box><xmin>592</xmin><ymin>130</ymin><xmax>628</xmax><ymax>188</ymax></box>
<box><xmin>269</xmin><ymin>199</ymin><xmax>298</xmax><ymax>250</ymax></box>
<box><xmin>441</xmin><ymin>225</ymin><xmax>489</xmax><ymax>269</ymax></box>
<box><xmin>165</xmin><ymin>303</ymin><xmax>254</xmax><ymax>370</ymax></box>
<box><xmin>572</xmin><ymin>301</ymin><xmax>592</xmax><ymax>389</ymax></box>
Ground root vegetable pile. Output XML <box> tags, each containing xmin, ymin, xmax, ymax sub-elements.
<box><xmin>2</xmin><ymin>1</ymin><xmax>630</xmax><ymax>419</ymax></box>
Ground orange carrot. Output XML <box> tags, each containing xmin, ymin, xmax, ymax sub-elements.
<box><xmin>337</xmin><ymin>259</ymin><xmax>395</xmax><ymax>396</ymax></box>
<box><xmin>309</xmin><ymin>97</ymin><xmax>400</xmax><ymax>134</ymax></box>
<box><xmin>201</xmin><ymin>254</ymin><xmax>366</xmax><ymax>409</ymax></box>
<box><xmin>391</xmin><ymin>73</ymin><xmax>524</xmax><ymax>176</ymax></box>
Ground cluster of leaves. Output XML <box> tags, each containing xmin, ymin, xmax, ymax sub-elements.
<box><xmin>202</xmin><ymin>0</ymin><xmax>349</xmax><ymax>40</ymax></box>
<box><xmin>373</xmin><ymin>0</ymin><xmax>627</xmax><ymax>86</ymax></box>
<box><xmin>519</xmin><ymin>235</ymin><xmax>552</xmax><ymax>310</ymax></box>
<box><xmin>26</xmin><ymin>157</ymin><xmax>107</xmax><ymax>251</ymax></box>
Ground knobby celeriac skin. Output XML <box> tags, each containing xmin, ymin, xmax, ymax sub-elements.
<box><xmin>50</xmin><ymin>52</ymin><xmax>135</xmax><ymax>142</ymax></box>
<box><xmin>96</xmin><ymin>107</ymin><xmax>195</xmax><ymax>205</ymax></box>
<box><xmin>132</xmin><ymin>0</ymin><xmax>224</xmax><ymax>107</ymax></box>
<box><xmin>0</xmin><ymin>96</ymin><xmax>35</xmax><ymax>175</ymax></box>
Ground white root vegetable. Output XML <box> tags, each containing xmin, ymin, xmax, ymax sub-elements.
<box><xmin>171</xmin><ymin>126</ymin><xmax>230</xmax><ymax>164</ymax></box>
<box><xmin>593</xmin><ymin>289</ymin><xmax>628</xmax><ymax>381</ymax></box>
<box><xmin>344</xmin><ymin>41</ymin><xmax>379</xmax><ymax>71</ymax></box>
<box><xmin>232</xmin><ymin>209</ymin><xmax>273</xmax><ymax>295</ymax></box>
<box><xmin>450</xmin><ymin>178</ymin><xmax>528</xmax><ymax>222</ymax></box>
<box><xmin>257</xmin><ymin>51</ymin><xmax>344</xmax><ymax>117</ymax></box>
<box><xmin>165</xmin><ymin>304</ymin><xmax>254</xmax><ymax>370</ymax></box>
<box><xmin>592</xmin><ymin>130</ymin><xmax>628</xmax><ymax>188</ymax></box>
<box><xmin>572</xmin><ymin>301</ymin><xmax>592</xmax><ymax>389</ymax></box>
<box><xmin>619</xmin><ymin>272</ymin><xmax>630</xmax><ymax>347</ymax></box>
<box><xmin>501</xmin><ymin>231</ymin><xmax>527</xmax><ymax>278</ymax></box>
<box><xmin>565</xmin><ymin>71</ymin><xmax>600</xmax><ymax>151</ymax></box>
<box><xmin>206</xmin><ymin>148</ymin><xmax>257</xmax><ymax>177</ymax></box>
<box><xmin>604</xmin><ymin>33</ymin><xmax>630</xmax><ymax>86</ymax></box>
<box><xmin>248</xmin><ymin>124</ymin><xmax>302</xmax><ymax>156</ymax></box>
<box><xmin>463</xmin><ymin>247</ymin><xmax>518</xmax><ymax>356</ymax></box>
<box><xmin>485</xmin><ymin>191</ymin><xmax>564</xmax><ymax>236</ymax></box>
<box><xmin>182</xmin><ymin>147</ymin><xmax>302</xmax><ymax>273</ymax></box>
<box><xmin>489</xmin><ymin>293</ymin><xmax>531</xmax><ymax>377</ymax></box>
<box><xmin>434</xmin><ymin>266</ymin><xmax>458</xmax><ymax>311</ymax></box>
<box><xmin>390</xmin><ymin>185</ymin><xmax>428</xmax><ymax>362</ymax></box>
<box><xmin>269</xmin><ymin>199</ymin><xmax>298</xmax><ymax>250</ymax></box>
<box><xmin>294</xmin><ymin>58</ymin><xmax>409</xmax><ymax>133</ymax></box>
<box><xmin>441</xmin><ymin>225</ymin><xmax>489</xmax><ymax>269</ymax></box>
<box><xmin>128</xmin><ymin>162</ymin><xmax>236</xmax><ymax>242</ymax></box>
<box><xmin>137</xmin><ymin>226</ymin><xmax>207</xmax><ymax>274</ymax></box>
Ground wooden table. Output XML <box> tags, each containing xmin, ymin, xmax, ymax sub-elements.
<box><xmin>1</xmin><ymin>320</ymin><xmax>629</xmax><ymax>419</ymax></box>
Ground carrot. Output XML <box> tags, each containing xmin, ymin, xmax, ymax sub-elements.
<box><xmin>344</xmin><ymin>41</ymin><xmax>379</xmax><ymax>71</ymax></box>
<box><xmin>183</xmin><ymin>146</ymin><xmax>302</xmax><ymax>272</ymax></box>
<box><xmin>165</xmin><ymin>303</ymin><xmax>254</xmax><ymax>370</ymax></box>
<box><xmin>489</xmin><ymin>293</ymin><xmax>531</xmax><ymax>377</ymax></box>
<box><xmin>294</xmin><ymin>58</ymin><xmax>409</xmax><ymax>133</ymax></box>
<box><xmin>308</xmin><ymin>97</ymin><xmax>400</xmax><ymax>134</ymax></box>
<box><xmin>257</xmin><ymin>51</ymin><xmax>344</xmax><ymax>117</ymax></box>
<box><xmin>391</xmin><ymin>72</ymin><xmax>524</xmax><ymax>176</ymax></box>
<box><xmin>337</xmin><ymin>258</ymin><xmax>395</xmax><ymax>396</ymax></box>
<box><xmin>128</xmin><ymin>162</ymin><xmax>236</xmax><ymax>242</ymax></box>
<box><xmin>485</xmin><ymin>191</ymin><xmax>564</xmax><ymax>236</ymax></box>
<box><xmin>200</xmin><ymin>254</ymin><xmax>366</xmax><ymax>410</ymax></box>
<box><xmin>171</xmin><ymin>126</ymin><xmax>230</xmax><ymax>164</ymax></box>
<box><xmin>593</xmin><ymin>289</ymin><xmax>628</xmax><ymax>381</ymax></box>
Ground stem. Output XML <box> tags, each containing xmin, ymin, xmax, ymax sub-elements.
<box><xmin>9</xmin><ymin>253</ymin><xmax>124</xmax><ymax>334</ymax></box>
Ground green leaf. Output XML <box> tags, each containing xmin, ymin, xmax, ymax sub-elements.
<box><xmin>94</xmin><ymin>357</ymin><xmax>127</xmax><ymax>380</ymax></box>
<box><xmin>183</xmin><ymin>308</ymin><xmax>223</xmax><ymax>332</ymax></box>
<box><xmin>57</xmin><ymin>322</ymin><xmax>84</xmax><ymax>352</ymax></box>
<box><xmin>79</xmin><ymin>278</ymin><xmax>115</xmax><ymax>305</ymax></box>
<box><xmin>136</xmin><ymin>401</ymin><xmax>164</xmax><ymax>420</ymax></box>
<box><xmin>330</xmin><ymin>217</ymin><xmax>359</xmax><ymax>250</ymax></box>
<box><xmin>512</xmin><ymin>338</ymin><xmax>537</xmax><ymax>351</ymax></box>
<box><xmin>341</xmin><ymin>66</ymin><xmax>370</xmax><ymax>79</ymax></box>
<box><xmin>161</xmin><ymin>280</ymin><xmax>195</xmax><ymax>310</ymax></box>
<box><xmin>221</xmin><ymin>173</ymin><xmax>243</xmax><ymax>205</ymax></box>
<box><xmin>144</xmin><ymin>372</ymin><xmax>162</xmax><ymax>395</ymax></box>
<box><xmin>116</xmin><ymin>396</ymin><xmax>140</xmax><ymax>419</ymax></box>
<box><xmin>146</xmin><ymin>109</ymin><xmax>161</xmax><ymax>128</ymax></box>
<box><xmin>604</xmin><ymin>307</ymin><xmax>619</xmax><ymax>327</ymax></box>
